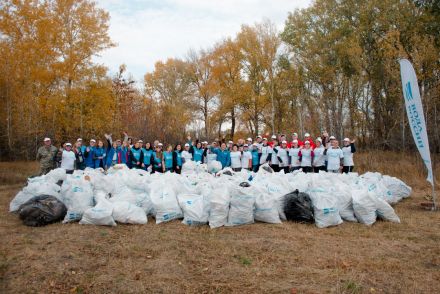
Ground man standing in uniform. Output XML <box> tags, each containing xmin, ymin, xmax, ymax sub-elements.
<box><xmin>36</xmin><ymin>137</ymin><xmax>58</xmax><ymax>175</ymax></box>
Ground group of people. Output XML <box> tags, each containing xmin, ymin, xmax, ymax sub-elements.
<box><xmin>36</xmin><ymin>131</ymin><xmax>356</xmax><ymax>175</ymax></box>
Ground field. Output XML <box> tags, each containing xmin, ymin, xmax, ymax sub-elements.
<box><xmin>0</xmin><ymin>152</ymin><xmax>439</xmax><ymax>293</ymax></box>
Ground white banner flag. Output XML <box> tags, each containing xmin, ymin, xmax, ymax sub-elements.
<box><xmin>399</xmin><ymin>59</ymin><xmax>433</xmax><ymax>186</ymax></box>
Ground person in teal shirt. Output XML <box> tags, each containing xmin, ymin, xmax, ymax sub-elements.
<box><xmin>141</xmin><ymin>142</ymin><xmax>154</xmax><ymax>172</ymax></box>
<box><xmin>93</xmin><ymin>140</ymin><xmax>106</xmax><ymax>169</ymax></box>
<box><xmin>251</xmin><ymin>143</ymin><xmax>260</xmax><ymax>172</ymax></box>
<box><xmin>211</xmin><ymin>142</ymin><xmax>231</xmax><ymax>168</ymax></box>
<box><xmin>163</xmin><ymin>145</ymin><xmax>174</xmax><ymax>172</ymax></box>
<box><xmin>192</xmin><ymin>141</ymin><xmax>205</xmax><ymax>163</ymax></box>
<box><xmin>173</xmin><ymin>144</ymin><xmax>183</xmax><ymax>174</ymax></box>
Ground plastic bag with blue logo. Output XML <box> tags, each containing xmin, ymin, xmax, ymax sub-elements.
<box><xmin>150</xmin><ymin>181</ymin><xmax>183</xmax><ymax>224</ymax></box>
<box><xmin>227</xmin><ymin>185</ymin><xmax>257</xmax><ymax>226</ymax></box>
<box><xmin>352</xmin><ymin>189</ymin><xmax>377</xmax><ymax>226</ymax></box>
<box><xmin>61</xmin><ymin>175</ymin><xmax>94</xmax><ymax>223</ymax></box>
<box><xmin>208</xmin><ymin>185</ymin><xmax>231</xmax><ymax>228</ymax></box>
<box><xmin>79</xmin><ymin>192</ymin><xmax>116</xmax><ymax>226</ymax></box>
<box><xmin>177</xmin><ymin>193</ymin><xmax>209</xmax><ymax>226</ymax></box>
<box><xmin>112</xmin><ymin>201</ymin><xmax>147</xmax><ymax>224</ymax></box>
<box><xmin>308</xmin><ymin>180</ymin><xmax>343</xmax><ymax>228</ymax></box>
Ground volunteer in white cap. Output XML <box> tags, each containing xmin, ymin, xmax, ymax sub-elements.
<box><xmin>60</xmin><ymin>143</ymin><xmax>75</xmax><ymax>174</ymax></box>
<box><xmin>303</xmin><ymin>133</ymin><xmax>315</xmax><ymax>149</ymax></box>
<box><xmin>288</xmin><ymin>139</ymin><xmax>301</xmax><ymax>172</ymax></box>
<box><xmin>181</xmin><ymin>143</ymin><xmax>193</xmax><ymax>163</ymax></box>
<box><xmin>291</xmin><ymin>132</ymin><xmax>303</xmax><ymax>147</ymax></box>
<box><xmin>241</xmin><ymin>144</ymin><xmax>252</xmax><ymax>170</ymax></box>
<box><xmin>269</xmin><ymin>138</ymin><xmax>280</xmax><ymax>172</ymax></box>
<box><xmin>277</xmin><ymin>140</ymin><xmax>290</xmax><ymax>173</ymax></box>
<box><xmin>36</xmin><ymin>137</ymin><xmax>58</xmax><ymax>175</ymax></box>
<box><xmin>342</xmin><ymin>137</ymin><xmax>356</xmax><ymax>173</ymax></box>
<box><xmin>313</xmin><ymin>137</ymin><xmax>326</xmax><ymax>173</ymax></box>
<box><xmin>324</xmin><ymin>137</ymin><xmax>344</xmax><ymax>173</ymax></box>
<box><xmin>298</xmin><ymin>140</ymin><xmax>314</xmax><ymax>173</ymax></box>
<box><xmin>250</xmin><ymin>142</ymin><xmax>260</xmax><ymax>172</ymax></box>
<box><xmin>259</xmin><ymin>137</ymin><xmax>272</xmax><ymax>166</ymax></box>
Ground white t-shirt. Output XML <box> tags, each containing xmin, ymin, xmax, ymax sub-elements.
<box><xmin>270</xmin><ymin>146</ymin><xmax>279</xmax><ymax>165</ymax></box>
<box><xmin>300</xmin><ymin>148</ymin><xmax>313</xmax><ymax>167</ymax></box>
<box><xmin>181</xmin><ymin>150</ymin><xmax>193</xmax><ymax>162</ymax></box>
<box><xmin>313</xmin><ymin>146</ymin><xmax>326</xmax><ymax>167</ymax></box>
<box><xmin>241</xmin><ymin>151</ymin><xmax>252</xmax><ymax>168</ymax></box>
<box><xmin>277</xmin><ymin>147</ymin><xmax>289</xmax><ymax>167</ymax></box>
<box><xmin>289</xmin><ymin>147</ymin><xmax>301</xmax><ymax>167</ymax></box>
<box><xmin>342</xmin><ymin>145</ymin><xmax>354</xmax><ymax>166</ymax></box>
<box><xmin>326</xmin><ymin>148</ymin><xmax>344</xmax><ymax>170</ymax></box>
<box><xmin>230</xmin><ymin>151</ymin><xmax>242</xmax><ymax>168</ymax></box>
<box><xmin>260</xmin><ymin>145</ymin><xmax>272</xmax><ymax>164</ymax></box>
<box><xmin>61</xmin><ymin>150</ymin><xmax>76</xmax><ymax>170</ymax></box>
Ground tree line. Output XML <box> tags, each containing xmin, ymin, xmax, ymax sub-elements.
<box><xmin>1</xmin><ymin>0</ymin><xmax>439</xmax><ymax>160</ymax></box>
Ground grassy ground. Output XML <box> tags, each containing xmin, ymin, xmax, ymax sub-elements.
<box><xmin>0</xmin><ymin>152</ymin><xmax>439</xmax><ymax>293</ymax></box>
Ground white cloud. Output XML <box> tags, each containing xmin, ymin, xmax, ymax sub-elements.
<box><xmin>94</xmin><ymin>0</ymin><xmax>312</xmax><ymax>82</ymax></box>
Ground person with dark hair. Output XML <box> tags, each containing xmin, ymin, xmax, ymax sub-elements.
<box><xmin>230</xmin><ymin>144</ymin><xmax>242</xmax><ymax>172</ymax></box>
<box><xmin>270</xmin><ymin>139</ymin><xmax>280</xmax><ymax>172</ymax></box>
<box><xmin>142</xmin><ymin>142</ymin><xmax>154</xmax><ymax>172</ymax></box>
<box><xmin>251</xmin><ymin>143</ymin><xmax>260</xmax><ymax>172</ymax></box>
<box><xmin>210</xmin><ymin>142</ymin><xmax>231</xmax><ymax>169</ymax></box>
<box><xmin>74</xmin><ymin>140</ymin><xmax>86</xmax><ymax>170</ymax></box>
<box><xmin>130</xmin><ymin>140</ymin><xmax>144</xmax><ymax>169</ymax></box>
<box><xmin>342</xmin><ymin>138</ymin><xmax>356</xmax><ymax>173</ymax></box>
<box><xmin>173</xmin><ymin>144</ymin><xmax>183</xmax><ymax>174</ymax></box>
<box><xmin>93</xmin><ymin>140</ymin><xmax>106</xmax><ymax>169</ymax></box>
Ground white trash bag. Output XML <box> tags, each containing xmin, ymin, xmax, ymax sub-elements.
<box><xmin>150</xmin><ymin>183</ymin><xmax>183</xmax><ymax>224</ymax></box>
<box><xmin>375</xmin><ymin>197</ymin><xmax>401</xmax><ymax>223</ymax></box>
<box><xmin>177</xmin><ymin>193</ymin><xmax>209</xmax><ymax>226</ymax></box>
<box><xmin>112</xmin><ymin>201</ymin><xmax>148</xmax><ymax>224</ymax></box>
<box><xmin>61</xmin><ymin>176</ymin><xmax>94</xmax><ymax>223</ymax></box>
<box><xmin>208</xmin><ymin>186</ymin><xmax>231</xmax><ymax>228</ymax></box>
<box><xmin>352</xmin><ymin>189</ymin><xmax>377</xmax><ymax>226</ymax></box>
<box><xmin>254</xmin><ymin>189</ymin><xmax>281</xmax><ymax>224</ymax></box>
<box><xmin>79</xmin><ymin>193</ymin><xmax>116</xmax><ymax>226</ymax></box>
<box><xmin>308</xmin><ymin>187</ymin><xmax>343</xmax><ymax>228</ymax></box>
<box><xmin>227</xmin><ymin>186</ymin><xmax>256</xmax><ymax>226</ymax></box>
<box><xmin>207</xmin><ymin>160</ymin><xmax>222</xmax><ymax>174</ymax></box>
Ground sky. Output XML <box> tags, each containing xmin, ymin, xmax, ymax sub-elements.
<box><xmin>94</xmin><ymin>0</ymin><xmax>312</xmax><ymax>82</ymax></box>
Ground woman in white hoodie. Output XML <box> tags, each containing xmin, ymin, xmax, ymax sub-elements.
<box><xmin>61</xmin><ymin>143</ymin><xmax>76</xmax><ymax>174</ymax></box>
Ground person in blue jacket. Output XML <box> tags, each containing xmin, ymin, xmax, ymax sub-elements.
<box><xmin>84</xmin><ymin>139</ymin><xmax>96</xmax><ymax>168</ymax></box>
<box><xmin>211</xmin><ymin>142</ymin><xmax>231</xmax><ymax>168</ymax></box>
<box><xmin>163</xmin><ymin>145</ymin><xmax>174</xmax><ymax>172</ymax></box>
<box><xmin>130</xmin><ymin>140</ymin><xmax>144</xmax><ymax>169</ymax></box>
<box><xmin>105</xmin><ymin>140</ymin><xmax>119</xmax><ymax>169</ymax></box>
<box><xmin>141</xmin><ymin>142</ymin><xmax>154</xmax><ymax>172</ymax></box>
<box><xmin>251</xmin><ymin>143</ymin><xmax>260</xmax><ymax>172</ymax></box>
<box><xmin>173</xmin><ymin>144</ymin><xmax>183</xmax><ymax>174</ymax></box>
<box><xmin>93</xmin><ymin>140</ymin><xmax>106</xmax><ymax>169</ymax></box>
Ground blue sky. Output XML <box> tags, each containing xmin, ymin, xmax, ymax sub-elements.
<box><xmin>94</xmin><ymin>0</ymin><xmax>312</xmax><ymax>82</ymax></box>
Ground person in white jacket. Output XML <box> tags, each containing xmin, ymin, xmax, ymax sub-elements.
<box><xmin>230</xmin><ymin>144</ymin><xmax>242</xmax><ymax>172</ymax></box>
<box><xmin>342</xmin><ymin>138</ymin><xmax>356</xmax><ymax>173</ymax></box>
<box><xmin>289</xmin><ymin>140</ymin><xmax>301</xmax><ymax>172</ymax></box>
<box><xmin>241</xmin><ymin>144</ymin><xmax>252</xmax><ymax>170</ymax></box>
<box><xmin>313</xmin><ymin>138</ymin><xmax>326</xmax><ymax>173</ymax></box>
<box><xmin>60</xmin><ymin>143</ymin><xmax>76</xmax><ymax>174</ymax></box>
<box><xmin>277</xmin><ymin>140</ymin><xmax>290</xmax><ymax>173</ymax></box>
<box><xmin>324</xmin><ymin>139</ymin><xmax>344</xmax><ymax>173</ymax></box>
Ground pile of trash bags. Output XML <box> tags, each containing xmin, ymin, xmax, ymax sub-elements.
<box><xmin>9</xmin><ymin>161</ymin><xmax>412</xmax><ymax>228</ymax></box>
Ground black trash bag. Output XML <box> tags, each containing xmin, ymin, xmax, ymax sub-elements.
<box><xmin>18</xmin><ymin>195</ymin><xmax>67</xmax><ymax>227</ymax></box>
<box><xmin>222</xmin><ymin>170</ymin><xmax>233</xmax><ymax>176</ymax></box>
<box><xmin>239</xmin><ymin>182</ymin><xmax>251</xmax><ymax>187</ymax></box>
<box><xmin>283</xmin><ymin>189</ymin><xmax>314</xmax><ymax>223</ymax></box>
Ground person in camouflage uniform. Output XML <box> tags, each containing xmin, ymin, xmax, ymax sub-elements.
<box><xmin>36</xmin><ymin>138</ymin><xmax>58</xmax><ymax>175</ymax></box>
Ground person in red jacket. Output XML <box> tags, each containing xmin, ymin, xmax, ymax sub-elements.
<box><xmin>303</xmin><ymin>133</ymin><xmax>315</xmax><ymax>149</ymax></box>
<box><xmin>292</xmin><ymin>133</ymin><xmax>303</xmax><ymax>147</ymax></box>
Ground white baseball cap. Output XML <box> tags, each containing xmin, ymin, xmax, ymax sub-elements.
<box><xmin>202</xmin><ymin>141</ymin><xmax>208</xmax><ymax>144</ymax></box>
<box><xmin>292</xmin><ymin>132</ymin><xmax>298</xmax><ymax>137</ymax></box>
<box><xmin>244</xmin><ymin>144</ymin><xmax>249</xmax><ymax>147</ymax></box>
<box><xmin>158</xmin><ymin>143</ymin><xmax>163</xmax><ymax>146</ymax></box>
<box><xmin>184</xmin><ymin>143</ymin><xmax>190</xmax><ymax>147</ymax></box>
<box><xmin>43</xmin><ymin>137</ymin><xmax>51</xmax><ymax>142</ymax></box>
<box><xmin>77</xmin><ymin>138</ymin><xmax>82</xmax><ymax>142</ymax></box>
<box><xmin>305</xmin><ymin>140</ymin><xmax>310</xmax><ymax>144</ymax></box>
<box><xmin>282</xmin><ymin>140</ymin><xmax>287</xmax><ymax>144</ymax></box>
<box><xmin>137</xmin><ymin>140</ymin><xmax>143</xmax><ymax>143</ymax></box>
<box><xmin>90</xmin><ymin>139</ymin><xmax>96</xmax><ymax>143</ymax></box>
<box><xmin>256</xmin><ymin>135</ymin><xmax>262</xmax><ymax>139</ymax></box>
<box><xmin>65</xmin><ymin>143</ymin><xmax>72</xmax><ymax>147</ymax></box>
<box><xmin>316</xmin><ymin>137</ymin><xmax>322</xmax><ymax>142</ymax></box>
<box><xmin>247</xmin><ymin>138</ymin><xmax>252</xmax><ymax>141</ymax></box>
<box><xmin>292</xmin><ymin>139</ymin><xmax>298</xmax><ymax>143</ymax></box>
<box><xmin>228</xmin><ymin>141</ymin><xmax>233</xmax><ymax>144</ymax></box>
<box><xmin>344</xmin><ymin>138</ymin><xmax>350</xmax><ymax>142</ymax></box>
<box><xmin>305</xmin><ymin>133</ymin><xmax>310</xmax><ymax>137</ymax></box>
<box><xmin>262</xmin><ymin>137</ymin><xmax>268</xmax><ymax>141</ymax></box>
<box><xmin>329</xmin><ymin>136</ymin><xmax>336</xmax><ymax>140</ymax></box>
<box><xmin>271</xmin><ymin>135</ymin><xmax>277</xmax><ymax>139</ymax></box>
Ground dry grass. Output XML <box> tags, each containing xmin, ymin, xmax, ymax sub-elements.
<box><xmin>0</xmin><ymin>152</ymin><xmax>439</xmax><ymax>293</ymax></box>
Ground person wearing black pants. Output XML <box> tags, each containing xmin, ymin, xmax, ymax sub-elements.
<box><xmin>342</xmin><ymin>138</ymin><xmax>356</xmax><ymax>173</ymax></box>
